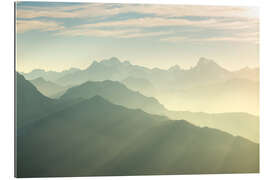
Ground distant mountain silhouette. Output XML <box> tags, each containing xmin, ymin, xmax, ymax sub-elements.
<box><xmin>17</xmin><ymin>95</ymin><xmax>259</xmax><ymax>177</ymax></box>
<box><xmin>54</xmin><ymin>57</ymin><xmax>150</xmax><ymax>86</ymax></box>
<box><xmin>30</xmin><ymin>77</ymin><xmax>67</xmax><ymax>98</ymax></box>
<box><xmin>122</xmin><ymin>76</ymin><xmax>156</xmax><ymax>97</ymax></box>
<box><xmin>51</xmin><ymin>57</ymin><xmax>258</xmax><ymax>87</ymax></box>
<box><xmin>60</xmin><ymin>80</ymin><xmax>167</xmax><ymax>115</ymax></box>
<box><xmin>22</xmin><ymin>57</ymin><xmax>258</xmax><ymax>114</ymax></box>
<box><xmin>16</xmin><ymin>73</ymin><xmax>82</xmax><ymax>128</ymax></box>
<box><xmin>23</xmin><ymin>57</ymin><xmax>259</xmax><ymax>87</ymax></box>
<box><xmin>59</xmin><ymin>78</ymin><xmax>259</xmax><ymax>142</ymax></box>
<box><xmin>21</xmin><ymin>68</ymin><xmax>80</xmax><ymax>82</ymax></box>
<box><xmin>186</xmin><ymin>57</ymin><xmax>231</xmax><ymax>84</ymax></box>
<box><xmin>167</xmin><ymin>111</ymin><xmax>259</xmax><ymax>143</ymax></box>
<box><xmin>17</xmin><ymin>73</ymin><xmax>259</xmax><ymax>142</ymax></box>
<box><xmin>16</xmin><ymin>73</ymin><xmax>57</xmax><ymax>128</ymax></box>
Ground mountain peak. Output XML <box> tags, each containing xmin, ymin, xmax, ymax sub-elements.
<box><xmin>194</xmin><ymin>57</ymin><xmax>225</xmax><ymax>70</ymax></box>
<box><xmin>168</xmin><ymin>65</ymin><xmax>181</xmax><ymax>72</ymax></box>
<box><xmin>88</xmin><ymin>95</ymin><xmax>110</xmax><ymax>104</ymax></box>
<box><xmin>109</xmin><ymin>57</ymin><xmax>120</xmax><ymax>61</ymax></box>
<box><xmin>31</xmin><ymin>69</ymin><xmax>45</xmax><ymax>73</ymax></box>
<box><xmin>192</xmin><ymin>57</ymin><xmax>229</xmax><ymax>74</ymax></box>
<box><xmin>101</xmin><ymin>57</ymin><xmax>121</xmax><ymax>65</ymax></box>
<box><xmin>88</xmin><ymin>57</ymin><xmax>122</xmax><ymax>69</ymax></box>
<box><xmin>32</xmin><ymin>77</ymin><xmax>46</xmax><ymax>82</ymax></box>
<box><xmin>197</xmin><ymin>57</ymin><xmax>216</xmax><ymax>66</ymax></box>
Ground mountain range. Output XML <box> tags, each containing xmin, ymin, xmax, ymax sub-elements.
<box><xmin>30</xmin><ymin>77</ymin><xmax>68</xmax><ymax>98</ymax></box>
<box><xmin>21</xmin><ymin>57</ymin><xmax>259</xmax><ymax>114</ymax></box>
<box><xmin>16</xmin><ymin>73</ymin><xmax>259</xmax><ymax>177</ymax></box>
<box><xmin>22</xmin><ymin>57</ymin><xmax>259</xmax><ymax>86</ymax></box>
<box><xmin>57</xmin><ymin>78</ymin><xmax>258</xmax><ymax>143</ymax></box>
<box><xmin>16</xmin><ymin>73</ymin><xmax>83</xmax><ymax>129</ymax></box>
<box><xmin>60</xmin><ymin>80</ymin><xmax>167</xmax><ymax>115</ymax></box>
<box><xmin>21</xmin><ymin>68</ymin><xmax>80</xmax><ymax>82</ymax></box>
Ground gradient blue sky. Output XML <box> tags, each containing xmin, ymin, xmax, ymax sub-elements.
<box><xmin>16</xmin><ymin>2</ymin><xmax>259</xmax><ymax>72</ymax></box>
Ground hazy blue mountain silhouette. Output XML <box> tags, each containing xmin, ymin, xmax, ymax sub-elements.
<box><xmin>22</xmin><ymin>57</ymin><xmax>259</xmax><ymax>114</ymax></box>
<box><xmin>50</xmin><ymin>57</ymin><xmax>258</xmax><ymax>87</ymax></box>
<box><xmin>59</xmin><ymin>78</ymin><xmax>259</xmax><ymax>142</ymax></box>
<box><xmin>16</xmin><ymin>73</ymin><xmax>259</xmax><ymax>177</ymax></box>
<box><xmin>54</xmin><ymin>57</ymin><xmax>150</xmax><ymax>86</ymax></box>
<box><xmin>23</xmin><ymin>57</ymin><xmax>259</xmax><ymax>90</ymax></box>
<box><xmin>17</xmin><ymin>95</ymin><xmax>259</xmax><ymax>177</ymax></box>
<box><xmin>16</xmin><ymin>73</ymin><xmax>57</xmax><ymax>129</ymax></box>
<box><xmin>30</xmin><ymin>77</ymin><xmax>67</xmax><ymax>98</ymax></box>
<box><xmin>16</xmin><ymin>73</ymin><xmax>82</xmax><ymax>128</ymax></box>
<box><xmin>122</xmin><ymin>76</ymin><xmax>156</xmax><ymax>97</ymax></box>
<box><xmin>21</xmin><ymin>68</ymin><xmax>80</xmax><ymax>82</ymax></box>
<box><xmin>60</xmin><ymin>80</ymin><xmax>167</xmax><ymax>115</ymax></box>
<box><xmin>16</xmin><ymin>72</ymin><xmax>85</xmax><ymax>176</ymax></box>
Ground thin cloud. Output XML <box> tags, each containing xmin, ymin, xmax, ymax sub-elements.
<box><xmin>161</xmin><ymin>31</ymin><xmax>259</xmax><ymax>44</ymax></box>
<box><xmin>17</xmin><ymin>3</ymin><xmax>259</xmax><ymax>19</ymax></box>
<box><xmin>118</xmin><ymin>31</ymin><xmax>172</xmax><ymax>38</ymax></box>
<box><xmin>16</xmin><ymin>20</ymin><xmax>64</xmax><ymax>33</ymax></box>
<box><xmin>55</xmin><ymin>28</ymin><xmax>139</xmax><ymax>37</ymax></box>
<box><xmin>16</xmin><ymin>3</ymin><xmax>259</xmax><ymax>43</ymax></box>
<box><xmin>55</xmin><ymin>28</ymin><xmax>172</xmax><ymax>39</ymax></box>
<box><xmin>53</xmin><ymin>16</ymin><xmax>257</xmax><ymax>41</ymax></box>
<box><xmin>76</xmin><ymin>17</ymin><xmax>257</xmax><ymax>31</ymax></box>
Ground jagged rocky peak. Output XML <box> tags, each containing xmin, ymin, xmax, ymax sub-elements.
<box><xmin>193</xmin><ymin>57</ymin><xmax>225</xmax><ymax>70</ymax></box>
<box><xmin>88</xmin><ymin>57</ymin><xmax>132</xmax><ymax>69</ymax></box>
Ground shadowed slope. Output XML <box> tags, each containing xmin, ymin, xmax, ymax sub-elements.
<box><xmin>16</xmin><ymin>73</ymin><xmax>57</xmax><ymax>128</ymax></box>
<box><xmin>59</xmin><ymin>78</ymin><xmax>259</xmax><ymax>142</ymax></box>
<box><xmin>60</xmin><ymin>80</ymin><xmax>167</xmax><ymax>115</ymax></box>
<box><xmin>18</xmin><ymin>96</ymin><xmax>259</xmax><ymax>177</ymax></box>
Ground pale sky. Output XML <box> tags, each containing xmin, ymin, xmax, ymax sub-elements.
<box><xmin>16</xmin><ymin>2</ymin><xmax>259</xmax><ymax>73</ymax></box>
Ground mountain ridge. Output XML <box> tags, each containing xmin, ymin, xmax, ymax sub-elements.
<box><xmin>60</xmin><ymin>80</ymin><xmax>167</xmax><ymax>115</ymax></box>
<box><xmin>30</xmin><ymin>77</ymin><xmax>67</xmax><ymax>98</ymax></box>
<box><xmin>18</xmin><ymin>94</ymin><xmax>259</xmax><ymax>177</ymax></box>
<box><xmin>22</xmin><ymin>57</ymin><xmax>259</xmax><ymax>82</ymax></box>
<box><xmin>59</xmin><ymin>78</ymin><xmax>259</xmax><ymax>142</ymax></box>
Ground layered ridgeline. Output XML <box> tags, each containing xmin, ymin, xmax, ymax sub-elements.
<box><xmin>167</xmin><ymin>111</ymin><xmax>259</xmax><ymax>143</ymax></box>
<box><xmin>122</xmin><ymin>77</ymin><xmax>156</xmax><ymax>97</ymax></box>
<box><xmin>22</xmin><ymin>57</ymin><xmax>259</xmax><ymax>86</ymax></box>
<box><xmin>16</xmin><ymin>75</ymin><xmax>259</xmax><ymax>177</ymax></box>
<box><xmin>21</xmin><ymin>68</ymin><xmax>80</xmax><ymax>82</ymax></box>
<box><xmin>60</xmin><ymin>80</ymin><xmax>167</xmax><ymax>115</ymax></box>
<box><xmin>16</xmin><ymin>73</ymin><xmax>58</xmax><ymax>129</ymax></box>
<box><xmin>22</xmin><ymin>57</ymin><xmax>259</xmax><ymax>114</ymax></box>
<box><xmin>59</xmin><ymin>80</ymin><xmax>259</xmax><ymax>143</ymax></box>
<box><xmin>16</xmin><ymin>73</ymin><xmax>83</xmax><ymax>128</ymax></box>
<box><xmin>30</xmin><ymin>77</ymin><xmax>68</xmax><ymax>98</ymax></box>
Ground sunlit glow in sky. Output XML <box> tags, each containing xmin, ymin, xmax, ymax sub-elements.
<box><xmin>16</xmin><ymin>2</ymin><xmax>259</xmax><ymax>73</ymax></box>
